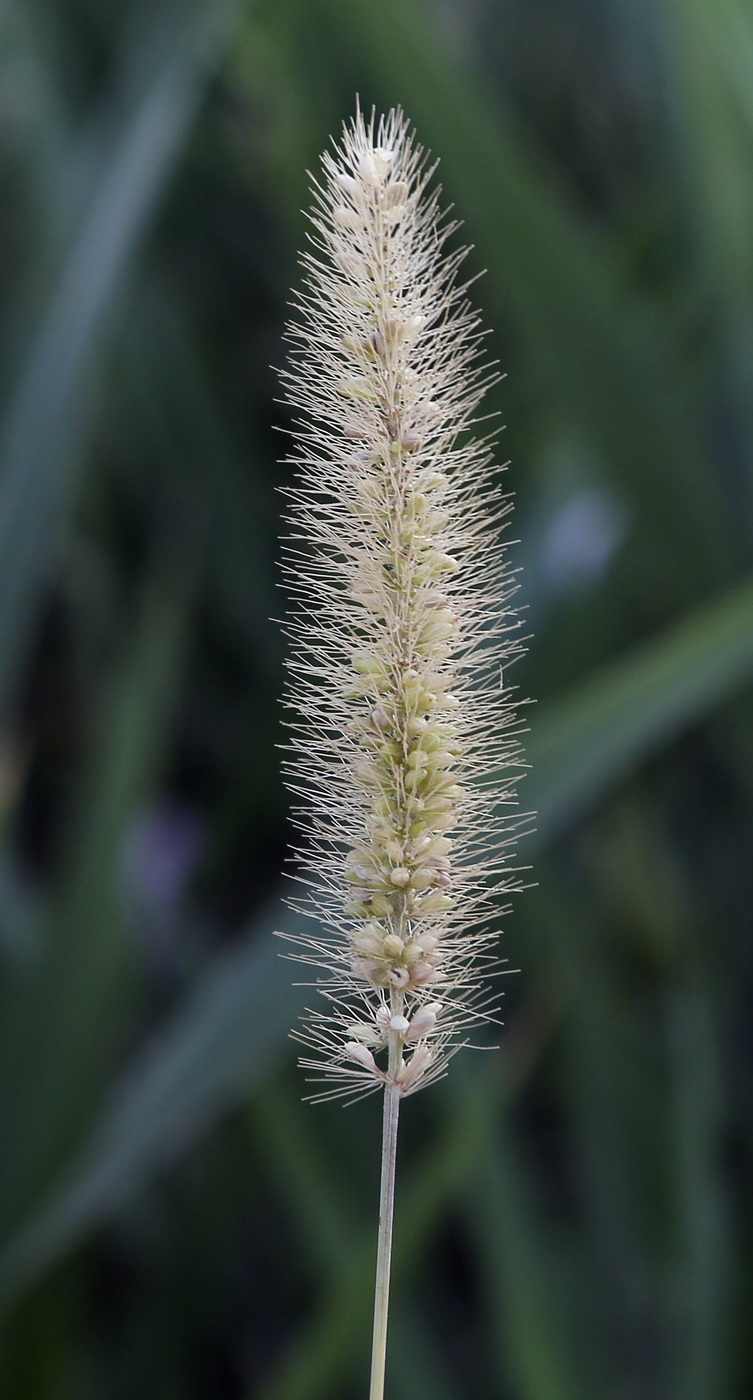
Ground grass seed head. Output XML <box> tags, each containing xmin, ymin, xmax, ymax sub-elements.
<box><xmin>279</xmin><ymin>105</ymin><xmax>528</xmax><ymax>1103</ymax></box>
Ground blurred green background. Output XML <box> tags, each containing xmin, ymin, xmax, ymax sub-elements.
<box><xmin>1</xmin><ymin>0</ymin><xmax>753</xmax><ymax>1396</ymax></box>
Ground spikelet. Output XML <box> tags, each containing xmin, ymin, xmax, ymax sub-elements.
<box><xmin>279</xmin><ymin>106</ymin><xmax>527</xmax><ymax>1104</ymax></box>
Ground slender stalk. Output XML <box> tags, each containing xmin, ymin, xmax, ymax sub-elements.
<box><xmin>369</xmin><ymin>1067</ymin><xmax>401</xmax><ymax>1400</ymax></box>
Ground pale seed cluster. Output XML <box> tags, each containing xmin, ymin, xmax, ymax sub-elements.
<box><xmin>279</xmin><ymin>107</ymin><xmax>527</xmax><ymax>1102</ymax></box>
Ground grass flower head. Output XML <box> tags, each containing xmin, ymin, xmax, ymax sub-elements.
<box><xmin>280</xmin><ymin>106</ymin><xmax>526</xmax><ymax>1106</ymax></box>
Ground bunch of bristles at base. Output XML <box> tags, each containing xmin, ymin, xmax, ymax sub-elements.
<box><xmin>279</xmin><ymin>105</ymin><xmax>529</xmax><ymax>1106</ymax></box>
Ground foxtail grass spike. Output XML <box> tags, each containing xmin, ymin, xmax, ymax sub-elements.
<box><xmin>279</xmin><ymin>104</ymin><xmax>527</xmax><ymax>1103</ymax></box>
<box><xmin>278</xmin><ymin>103</ymin><xmax>528</xmax><ymax>1400</ymax></box>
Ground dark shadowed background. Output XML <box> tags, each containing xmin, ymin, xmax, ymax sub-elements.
<box><xmin>0</xmin><ymin>0</ymin><xmax>752</xmax><ymax>1396</ymax></box>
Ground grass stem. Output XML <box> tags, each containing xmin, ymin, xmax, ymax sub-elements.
<box><xmin>369</xmin><ymin>1070</ymin><xmax>401</xmax><ymax>1400</ymax></box>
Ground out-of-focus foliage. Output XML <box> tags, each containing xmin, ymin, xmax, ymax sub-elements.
<box><xmin>0</xmin><ymin>0</ymin><xmax>752</xmax><ymax>1395</ymax></box>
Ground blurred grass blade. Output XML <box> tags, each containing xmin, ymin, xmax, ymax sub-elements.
<box><xmin>0</xmin><ymin>910</ymin><xmax>303</xmax><ymax>1310</ymax></box>
<box><xmin>665</xmin><ymin>0</ymin><xmax>753</xmax><ymax>537</ymax></box>
<box><xmin>723</xmin><ymin>2</ymin><xmax>753</xmax><ymax>137</ymax></box>
<box><xmin>3</xmin><ymin>572</ymin><xmax>753</xmax><ymax>1303</ymax></box>
<box><xmin>0</xmin><ymin>572</ymin><xmax>192</xmax><ymax>1239</ymax></box>
<box><xmin>668</xmin><ymin>0</ymin><xmax>753</xmax><ymax>297</ymax></box>
<box><xmin>125</xmin><ymin>276</ymin><xmax>279</xmax><ymax>661</ymax></box>
<box><xmin>0</xmin><ymin>0</ymin><xmax>251</xmax><ymax>728</ymax></box>
<box><xmin>465</xmin><ymin>1139</ymin><xmax>588</xmax><ymax>1400</ymax></box>
<box><xmin>252</xmin><ymin>1083</ymin><xmax>359</xmax><ymax>1282</ymax></box>
<box><xmin>527</xmin><ymin>573</ymin><xmax>753</xmax><ymax>843</ymax></box>
<box><xmin>668</xmin><ymin>981</ymin><xmax>729</xmax><ymax>1400</ymax></box>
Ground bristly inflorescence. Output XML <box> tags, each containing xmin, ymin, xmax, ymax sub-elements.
<box><xmin>278</xmin><ymin>106</ymin><xmax>528</xmax><ymax>1104</ymax></box>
